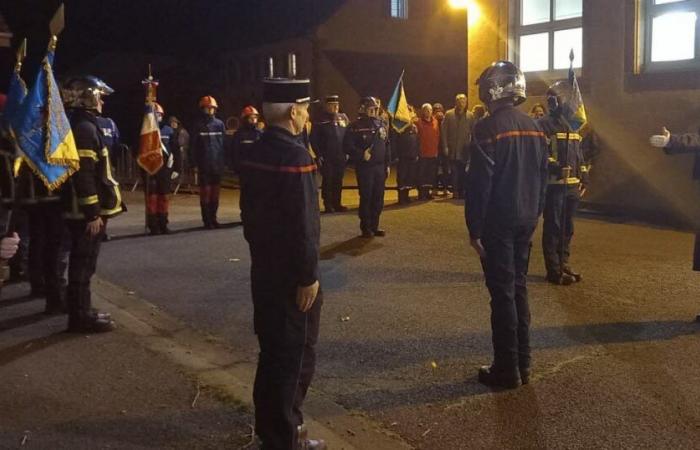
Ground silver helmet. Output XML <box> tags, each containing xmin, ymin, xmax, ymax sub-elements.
<box><xmin>476</xmin><ymin>61</ymin><xmax>527</xmax><ymax>106</ymax></box>
<box><xmin>61</xmin><ymin>75</ymin><xmax>114</xmax><ymax>110</ymax></box>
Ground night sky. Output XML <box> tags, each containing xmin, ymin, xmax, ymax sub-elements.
<box><xmin>2</xmin><ymin>0</ymin><xmax>345</xmax><ymax>73</ymax></box>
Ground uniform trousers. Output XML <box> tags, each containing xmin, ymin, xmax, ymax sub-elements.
<box><xmin>26</xmin><ymin>202</ymin><xmax>64</xmax><ymax>307</ymax></box>
<box><xmin>542</xmin><ymin>185</ymin><xmax>580</xmax><ymax>276</ymax></box>
<box><xmin>320</xmin><ymin>160</ymin><xmax>345</xmax><ymax>209</ymax></box>
<box><xmin>143</xmin><ymin>169</ymin><xmax>172</xmax><ymax>231</ymax></box>
<box><xmin>65</xmin><ymin>219</ymin><xmax>104</xmax><ymax>320</ymax></box>
<box><xmin>397</xmin><ymin>158</ymin><xmax>419</xmax><ymax>190</ymax></box>
<box><xmin>481</xmin><ymin>222</ymin><xmax>536</xmax><ymax>372</ymax></box>
<box><xmin>450</xmin><ymin>160</ymin><xmax>467</xmax><ymax>198</ymax></box>
<box><xmin>356</xmin><ymin>164</ymin><xmax>386</xmax><ymax>233</ymax></box>
<box><xmin>199</xmin><ymin>172</ymin><xmax>221</xmax><ymax>226</ymax></box>
<box><xmin>251</xmin><ymin>254</ymin><xmax>322</xmax><ymax>450</ymax></box>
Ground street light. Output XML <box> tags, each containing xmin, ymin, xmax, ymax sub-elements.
<box><xmin>448</xmin><ymin>0</ymin><xmax>481</xmax><ymax>106</ymax></box>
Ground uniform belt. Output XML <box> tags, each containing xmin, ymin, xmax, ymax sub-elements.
<box><xmin>555</xmin><ymin>132</ymin><xmax>582</xmax><ymax>141</ymax></box>
<box><xmin>549</xmin><ymin>177</ymin><xmax>581</xmax><ymax>185</ymax></box>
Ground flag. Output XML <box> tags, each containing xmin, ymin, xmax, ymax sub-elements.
<box><xmin>137</xmin><ymin>102</ymin><xmax>164</xmax><ymax>175</ymax></box>
<box><xmin>565</xmin><ymin>50</ymin><xmax>587</xmax><ymax>132</ymax></box>
<box><xmin>11</xmin><ymin>41</ymin><xmax>79</xmax><ymax>190</ymax></box>
<box><xmin>387</xmin><ymin>70</ymin><xmax>412</xmax><ymax>133</ymax></box>
<box><xmin>3</xmin><ymin>39</ymin><xmax>28</xmax><ymax>134</ymax></box>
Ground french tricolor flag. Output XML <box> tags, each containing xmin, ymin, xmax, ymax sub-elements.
<box><xmin>137</xmin><ymin>103</ymin><xmax>164</xmax><ymax>175</ymax></box>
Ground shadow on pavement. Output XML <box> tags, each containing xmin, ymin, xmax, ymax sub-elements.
<box><xmin>321</xmin><ymin>320</ymin><xmax>700</xmax><ymax>376</ymax></box>
<box><xmin>320</xmin><ymin>237</ymin><xmax>384</xmax><ymax>260</ymax></box>
<box><xmin>0</xmin><ymin>294</ymin><xmax>41</xmax><ymax>310</ymax></box>
<box><xmin>0</xmin><ymin>332</ymin><xmax>79</xmax><ymax>367</ymax></box>
<box><xmin>106</xmin><ymin>221</ymin><xmax>242</xmax><ymax>242</ymax></box>
<box><xmin>0</xmin><ymin>312</ymin><xmax>52</xmax><ymax>333</ymax></box>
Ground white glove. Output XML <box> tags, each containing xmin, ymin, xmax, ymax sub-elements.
<box><xmin>1</xmin><ymin>232</ymin><xmax>20</xmax><ymax>260</ymax></box>
<box><xmin>171</xmin><ymin>171</ymin><xmax>179</xmax><ymax>180</ymax></box>
<box><xmin>649</xmin><ymin>127</ymin><xmax>670</xmax><ymax>148</ymax></box>
<box><xmin>166</xmin><ymin>152</ymin><xmax>174</xmax><ymax>169</ymax></box>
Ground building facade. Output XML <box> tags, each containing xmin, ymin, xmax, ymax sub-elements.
<box><xmin>468</xmin><ymin>0</ymin><xmax>700</xmax><ymax>227</ymax></box>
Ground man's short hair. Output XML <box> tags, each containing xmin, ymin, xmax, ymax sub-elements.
<box><xmin>455</xmin><ymin>93</ymin><xmax>467</xmax><ymax>101</ymax></box>
<box><xmin>262</xmin><ymin>102</ymin><xmax>295</xmax><ymax>124</ymax></box>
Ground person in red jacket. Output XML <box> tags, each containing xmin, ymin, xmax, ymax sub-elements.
<box><xmin>415</xmin><ymin>103</ymin><xmax>440</xmax><ymax>200</ymax></box>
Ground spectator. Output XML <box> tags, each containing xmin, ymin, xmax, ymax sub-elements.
<box><xmin>529</xmin><ymin>103</ymin><xmax>547</xmax><ymax>119</ymax></box>
<box><xmin>415</xmin><ymin>103</ymin><xmax>440</xmax><ymax>200</ymax></box>
<box><xmin>441</xmin><ymin>93</ymin><xmax>475</xmax><ymax>199</ymax></box>
<box><xmin>392</xmin><ymin>105</ymin><xmax>420</xmax><ymax>205</ymax></box>
<box><xmin>472</xmin><ymin>104</ymin><xmax>488</xmax><ymax>121</ymax></box>
<box><xmin>433</xmin><ymin>103</ymin><xmax>450</xmax><ymax>196</ymax></box>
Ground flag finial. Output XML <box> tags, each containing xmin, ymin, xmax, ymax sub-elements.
<box><xmin>14</xmin><ymin>38</ymin><xmax>27</xmax><ymax>73</ymax></box>
<box><xmin>48</xmin><ymin>35</ymin><xmax>58</xmax><ymax>52</ymax></box>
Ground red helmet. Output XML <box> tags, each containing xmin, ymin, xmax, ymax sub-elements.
<box><xmin>153</xmin><ymin>102</ymin><xmax>164</xmax><ymax>115</ymax></box>
<box><xmin>241</xmin><ymin>105</ymin><xmax>259</xmax><ymax>119</ymax></box>
<box><xmin>199</xmin><ymin>95</ymin><xmax>218</xmax><ymax>109</ymax></box>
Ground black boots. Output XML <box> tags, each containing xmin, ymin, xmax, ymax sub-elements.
<box><xmin>546</xmin><ymin>271</ymin><xmax>576</xmax><ymax>285</ymax></box>
<box><xmin>297</xmin><ymin>425</ymin><xmax>327</xmax><ymax>450</ymax></box>
<box><xmin>67</xmin><ymin>310</ymin><xmax>115</xmax><ymax>333</ymax></box>
<box><xmin>147</xmin><ymin>214</ymin><xmax>171</xmax><ymax>235</ymax></box>
<box><xmin>398</xmin><ymin>189</ymin><xmax>410</xmax><ymax>205</ymax></box>
<box><xmin>478</xmin><ymin>365</ymin><xmax>522</xmax><ymax>389</ymax></box>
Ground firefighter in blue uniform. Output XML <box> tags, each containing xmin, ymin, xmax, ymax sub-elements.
<box><xmin>230</xmin><ymin>105</ymin><xmax>262</xmax><ymax>173</ymax></box>
<box><xmin>538</xmin><ymin>80</ymin><xmax>591</xmax><ymax>285</ymax></box>
<box><xmin>61</xmin><ymin>76</ymin><xmax>123</xmax><ymax>333</ymax></box>
<box><xmin>239</xmin><ymin>78</ymin><xmax>325</xmax><ymax>450</ymax></box>
<box><xmin>344</xmin><ymin>96</ymin><xmax>391</xmax><ymax>238</ymax></box>
<box><xmin>138</xmin><ymin>102</ymin><xmax>180</xmax><ymax>235</ymax></box>
<box><xmin>650</xmin><ymin>126</ymin><xmax>700</xmax><ymax>321</ymax></box>
<box><xmin>191</xmin><ymin>96</ymin><xmax>225</xmax><ymax>228</ymax></box>
<box><xmin>310</xmin><ymin>95</ymin><xmax>350</xmax><ymax>213</ymax></box>
<box><xmin>466</xmin><ymin>61</ymin><xmax>548</xmax><ymax>389</ymax></box>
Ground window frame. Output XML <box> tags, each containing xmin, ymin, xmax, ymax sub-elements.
<box><xmin>510</xmin><ymin>0</ymin><xmax>584</xmax><ymax>76</ymax></box>
<box><xmin>642</xmin><ymin>0</ymin><xmax>700</xmax><ymax>72</ymax></box>
<box><xmin>389</xmin><ymin>0</ymin><xmax>408</xmax><ymax>20</ymax></box>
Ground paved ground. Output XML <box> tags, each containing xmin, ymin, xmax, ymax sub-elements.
<box><xmin>0</xmin><ymin>283</ymin><xmax>252</xmax><ymax>450</ymax></box>
<box><xmin>88</xmin><ymin>185</ymin><xmax>700</xmax><ymax>449</ymax></box>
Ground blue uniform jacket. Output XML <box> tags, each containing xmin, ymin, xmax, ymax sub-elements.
<box><xmin>191</xmin><ymin>114</ymin><xmax>226</xmax><ymax>175</ymax></box>
<box><xmin>466</xmin><ymin>103</ymin><xmax>548</xmax><ymax>240</ymax></box>
<box><xmin>239</xmin><ymin>126</ymin><xmax>320</xmax><ymax>287</ymax></box>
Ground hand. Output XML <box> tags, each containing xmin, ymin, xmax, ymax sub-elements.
<box><xmin>85</xmin><ymin>217</ymin><xmax>104</xmax><ymax>238</ymax></box>
<box><xmin>0</xmin><ymin>232</ymin><xmax>20</xmax><ymax>260</ymax></box>
<box><xmin>363</xmin><ymin>149</ymin><xmax>372</xmax><ymax>162</ymax></box>
<box><xmin>386</xmin><ymin>166</ymin><xmax>391</xmax><ymax>177</ymax></box>
<box><xmin>296</xmin><ymin>280</ymin><xmax>320</xmax><ymax>312</ymax></box>
<box><xmin>171</xmin><ymin>171</ymin><xmax>179</xmax><ymax>180</ymax></box>
<box><xmin>470</xmin><ymin>238</ymin><xmax>486</xmax><ymax>259</ymax></box>
<box><xmin>649</xmin><ymin>127</ymin><xmax>670</xmax><ymax>148</ymax></box>
<box><xmin>579</xmin><ymin>184</ymin><xmax>587</xmax><ymax>198</ymax></box>
<box><xmin>167</xmin><ymin>152</ymin><xmax>174</xmax><ymax>168</ymax></box>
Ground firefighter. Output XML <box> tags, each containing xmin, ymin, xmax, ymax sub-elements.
<box><xmin>140</xmin><ymin>102</ymin><xmax>180</xmax><ymax>235</ymax></box>
<box><xmin>344</xmin><ymin>97</ymin><xmax>391</xmax><ymax>238</ymax></box>
<box><xmin>650</xmin><ymin>126</ymin><xmax>700</xmax><ymax>321</ymax></box>
<box><xmin>466</xmin><ymin>61</ymin><xmax>548</xmax><ymax>389</ymax></box>
<box><xmin>539</xmin><ymin>80</ymin><xmax>591</xmax><ymax>285</ymax></box>
<box><xmin>230</xmin><ymin>105</ymin><xmax>262</xmax><ymax>173</ymax></box>
<box><xmin>310</xmin><ymin>95</ymin><xmax>350</xmax><ymax>213</ymax></box>
<box><xmin>191</xmin><ymin>96</ymin><xmax>225</xmax><ymax>228</ymax></box>
<box><xmin>60</xmin><ymin>75</ymin><xmax>124</xmax><ymax>333</ymax></box>
<box><xmin>238</xmin><ymin>78</ymin><xmax>325</xmax><ymax>450</ymax></box>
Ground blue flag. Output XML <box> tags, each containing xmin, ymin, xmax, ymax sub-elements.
<box><xmin>12</xmin><ymin>45</ymin><xmax>79</xmax><ymax>190</ymax></box>
<box><xmin>3</xmin><ymin>70</ymin><xmax>27</xmax><ymax>135</ymax></box>
<box><xmin>387</xmin><ymin>70</ymin><xmax>412</xmax><ymax>133</ymax></box>
<box><xmin>565</xmin><ymin>51</ymin><xmax>587</xmax><ymax>132</ymax></box>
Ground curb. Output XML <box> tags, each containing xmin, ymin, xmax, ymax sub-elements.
<box><xmin>92</xmin><ymin>277</ymin><xmax>413</xmax><ymax>450</ymax></box>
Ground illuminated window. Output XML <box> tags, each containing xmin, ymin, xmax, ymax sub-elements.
<box><xmin>644</xmin><ymin>0</ymin><xmax>700</xmax><ymax>68</ymax></box>
<box><xmin>512</xmin><ymin>0</ymin><xmax>583</xmax><ymax>73</ymax></box>
<box><xmin>390</xmin><ymin>0</ymin><xmax>408</xmax><ymax>19</ymax></box>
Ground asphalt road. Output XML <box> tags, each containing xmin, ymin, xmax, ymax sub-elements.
<box><xmin>97</xmin><ymin>189</ymin><xmax>700</xmax><ymax>449</ymax></box>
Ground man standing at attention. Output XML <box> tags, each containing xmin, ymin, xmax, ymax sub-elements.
<box><xmin>238</xmin><ymin>78</ymin><xmax>325</xmax><ymax>450</ymax></box>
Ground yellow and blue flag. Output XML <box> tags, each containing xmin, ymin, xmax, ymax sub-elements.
<box><xmin>566</xmin><ymin>49</ymin><xmax>587</xmax><ymax>132</ymax></box>
<box><xmin>12</xmin><ymin>41</ymin><xmax>79</xmax><ymax>190</ymax></box>
<box><xmin>387</xmin><ymin>70</ymin><xmax>412</xmax><ymax>133</ymax></box>
<box><xmin>3</xmin><ymin>63</ymin><xmax>27</xmax><ymax>136</ymax></box>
